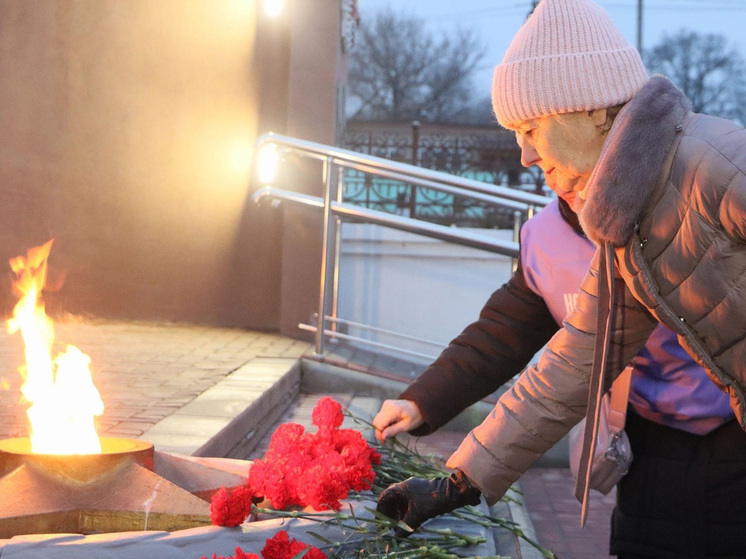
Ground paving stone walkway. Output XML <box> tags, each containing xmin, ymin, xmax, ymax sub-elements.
<box><xmin>521</xmin><ymin>468</ymin><xmax>615</xmax><ymax>559</ymax></box>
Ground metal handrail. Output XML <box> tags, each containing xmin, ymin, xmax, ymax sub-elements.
<box><xmin>298</xmin><ymin>323</ymin><xmax>439</xmax><ymax>362</ymax></box>
<box><xmin>252</xmin><ymin>187</ymin><xmax>520</xmax><ymax>256</ymax></box>
<box><xmin>328</xmin><ymin>316</ymin><xmax>446</xmax><ymax>348</ymax></box>
<box><xmin>253</xmin><ymin>133</ymin><xmax>553</xmax><ymax>357</ymax></box>
<box><xmin>257</xmin><ymin>133</ymin><xmax>550</xmax><ymax>210</ymax></box>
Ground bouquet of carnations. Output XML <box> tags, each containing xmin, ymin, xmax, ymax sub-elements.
<box><xmin>209</xmin><ymin>396</ymin><xmax>380</xmax><ymax>526</ymax></box>
<box><xmin>202</xmin><ymin>396</ymin><xmax>556</xmax><ymax>559</ymax></box>
<box><xmin>247</xmin><ymin>396</ymin><xmax>381</xmax><ymax>511</ymax></box>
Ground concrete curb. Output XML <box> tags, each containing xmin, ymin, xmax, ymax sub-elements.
<box><xmin>140</xmin><ymin>357</ymin><xmax>301</xmax><ymax>457</ymax></box>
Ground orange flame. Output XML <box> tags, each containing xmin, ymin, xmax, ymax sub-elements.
<box><xmin>7</xmin><ymin>240</ymin><xmax>103</xmax><ymax>454</ymax></box>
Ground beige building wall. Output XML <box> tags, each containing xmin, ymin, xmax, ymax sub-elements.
<box><xmin>0</xmin><ymin>0</ymin><xmax>343</xmax><ymax>333</ymax></box>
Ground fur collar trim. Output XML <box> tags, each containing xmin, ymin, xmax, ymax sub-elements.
<box><xmin>579</xmin><ymin>76</ymin><xmax>692</xmax><ymax>246</ymax></box>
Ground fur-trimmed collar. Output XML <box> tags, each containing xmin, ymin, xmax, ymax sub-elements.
<box><xmin>579</xmin><ymin>76</ymin><xmax>692</xmax><ymax>246</ymax></box>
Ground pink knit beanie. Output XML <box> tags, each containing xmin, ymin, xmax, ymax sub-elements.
<box><xmin>492</xmin><ymin>0</ymin><xmax>648</xmax><ymax>128</ymax></box>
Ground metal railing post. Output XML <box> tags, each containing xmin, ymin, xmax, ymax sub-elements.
<box><xmin>315</xmin><ymin>156</ymin><xmax>336</xmax><ymax>355</ymax></box>
<box><xmin>411</xmin><ymin>120</ymin><xmax>420</xmax><ymax>166</ymax></box>
<box><xmin>527</xmin><ymin>204</ymin><xmax>537</xmax><ymax>220</ymax></box>
<box><xmin>409</xmin><ymin>121</ymin><xmax>421</xmax><ymax>220</ymax></box>
<box><xmin>330</xmin><ymin>168</ymin><xmax>344</xmax><ymax>336</ymax></box>
<box><xmin>512</xmin><ymin>210</ymin><xmax>523</xmax><ymax>273</ymax></box>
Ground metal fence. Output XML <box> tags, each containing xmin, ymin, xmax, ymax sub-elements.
<box><xmin>342</xmin><ymin>121</ymin><xmax>547</xmax><ymax>228</ymax></box>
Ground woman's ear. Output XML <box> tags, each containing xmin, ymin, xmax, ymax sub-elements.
<box><xmin>590</xmin><ymin>108</ymin><xmax>611</xmax><ymax>132</ymax></box>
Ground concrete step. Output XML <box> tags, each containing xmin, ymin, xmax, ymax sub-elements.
<box><xmin>140</xmin><ymin>357</ymin><xmax>302</xmax><ymax>458</ymax></box>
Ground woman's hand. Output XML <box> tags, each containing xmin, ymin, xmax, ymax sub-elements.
<box><xmin>372</xmin><ymin>399</ymin><xmax>424</xmax><ymax>443</ymax></box>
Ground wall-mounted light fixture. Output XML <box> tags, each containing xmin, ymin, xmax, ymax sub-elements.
<box><xmin>256</xmin><ymin>143</ymin><xmax>279</xmax><ymax>184</ymax></box>
<box><xmin>262</xmin><ymin>0</ymin><xmax>283</xmax><ymax>17</ymax></box>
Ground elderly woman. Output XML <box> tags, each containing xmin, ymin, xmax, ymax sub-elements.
<box><xmin>376</xmin><ymin>0</ymin><xmax>746</xmax><ymax>557</ymax></box>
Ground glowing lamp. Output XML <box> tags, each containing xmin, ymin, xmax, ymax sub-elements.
<box><xmin>256</xmin><ymin>143</ymin><xmax>279</xmax><ymax>184</ymax></box>
<box><xmin>262</xmin><ymin>0</ymin><xmax>283</xmax><ymax>17</ymax></box>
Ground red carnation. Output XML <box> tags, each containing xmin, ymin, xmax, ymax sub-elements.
<box><xmin>246</xmin><ymin>396</ymin><xmax>379</xmax><ymax>512</ymax></box>
<box><xmin>210</xmin><ymin>485</ymin><xmax>253</xmax><ymax>527</ymax></box>
<box><xmin>297</xmin><ymin>457</ymin><xmax>348</xmax><ymax>511</ymax></box>
<box><xmin>261</xmin><ymin>530</ymin><xmax>326</xmax><ymax>559</ymax></box>
<box><xmin>267</xmin><ymin>423</ymin><xmax>307</xmax><ymax>457</ymax></box>
<box><xmin>249</xmin><ymin>457</ymin><xmax>299</xmax><ymax>510</ymax></box>
<box><xmin>311</xmin><ymin>396</ymin><xmax>344</xmax><ymax>430</ymax></box>
<box><xmin>200</xmin><ymin>546</ymin><xmax>260</xmax><ymax>559</ymax></box>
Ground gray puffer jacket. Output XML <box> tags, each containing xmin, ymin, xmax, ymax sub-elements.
<box><xmin>447</xmin><ymin>76</ymin><xmax>746</xmax><ymax>504</ymax></box>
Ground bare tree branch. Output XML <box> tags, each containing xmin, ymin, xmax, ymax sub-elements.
<box><xmin>645</xmin><ymin>30</ymin><xmax>746</xmax><ymax>125</ymax></box>
<box><xmin>346</xmin><ymin>8</ymin><xmax>487</xmax><ymax>123</ymax></box>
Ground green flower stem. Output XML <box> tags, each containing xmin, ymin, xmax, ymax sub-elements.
<box><xmin>251</xmin><ymin>505</ymin><xmax>509</xmax><ymax>559</ymax></box>
<box><xmin>418</xmin><ymin>527</ymin><xmax>484</xmax><ymax>546</ymax></box>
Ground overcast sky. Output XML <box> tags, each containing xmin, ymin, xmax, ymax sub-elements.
<box><xmin>357</xmin><ymin>0</ymin><xmax>746</xmax><ymax>97</ymax></box>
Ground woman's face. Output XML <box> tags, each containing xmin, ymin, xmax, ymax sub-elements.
<box><xmin>510</xmin><ymin>110</ymin><xmax>608</xmax><ymax>210</ymax></box>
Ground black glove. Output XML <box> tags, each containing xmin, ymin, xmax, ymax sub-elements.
<box><xmin>376</xmin><ymin>470</ymin><xmax>481</xmax><ymax>537</ymax></box>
